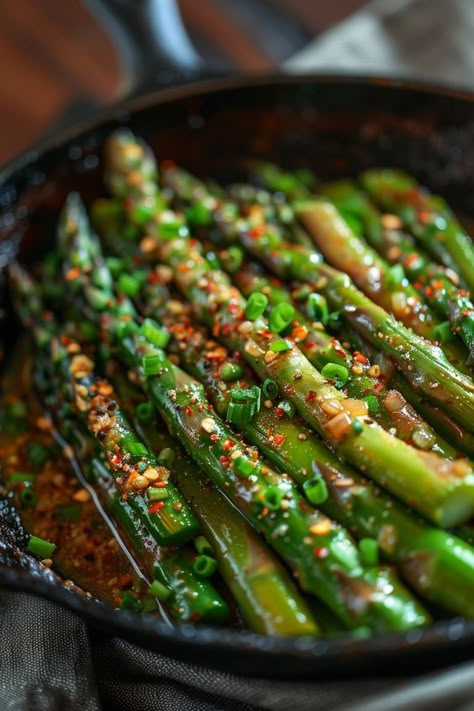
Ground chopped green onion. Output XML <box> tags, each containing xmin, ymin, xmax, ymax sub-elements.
<box><xmin>221</xmin><ymin>246</ymin><xmax>243</xmax><ymax>273</ymax></box>
<box><xmin>27</xmin><ymin>535</ymin><xmax>56</xmax><ymax>558</ymax></box>
<box><xmin>137</xmin><ymin>401</ymin><xmax>154</xmax><ymax>424</ymax></box>
<box><xmin>233</xmin><ymin>456</ymin><xmax>254</xmax><ymax>478</ymax></box>
<box><xmin>363</xmin><ymin>395</ymin><xmax>379</xmax><ymax>415</ymax></box>
<box><xmin>219</xmin><ymin>362</ymin><xmax>244</xmax><ymax>382</ymax></box>
<box><xmin>121</xmin><ymin>437</ymin><xmax>148</xmax><ymax>457</ymax></box>
<box><xmin>157</xmin><ymin>220</ymin><xmax>188</xmax><ymax>239</ymax></box>
<box><xmin>142</xmin><ymin>353</ymin><xmax>164</xmax><ymax>377</ymax></box>
<box><xmin>193</xmin><ymin>554</ymin><xmax>218</xmax><ymax>577</ymax></box>
<box><xmin>185</xmin><ymin>202</ymin><xmax>211</xmax><ymax>226</ymax></box>
<box><xmin>385</xmin><ymin>264</ymin><xmax>406</xmax><ymax>289</ymax></box>
<box><xmin>262</xmin><ymin>379</ymin><xmax>279</xmax><ymax>399</ymax></box>
<box><xmin>118</xmin><ymin>273</ymin><xmax>140</xmax><ymax>298</ymax></box>
<box><xmin>148</xmin><ymin>579</ymin><xmax>171</xmax><ymax>601</ymax></box>
<box><xmin>105</xmin><ymin>257</ymin><xmax>124</xmax><ymax>278</ymax></box>
<box><xmin>359</xmin><ymin>537</ymin><xmax>379</xmax><ymax>565</ymax></box>
<box><xmin>269</xmin><ymin>303</ymin><xmax>295</xmax><ymax>333</ymax></box>
<box><xmin>352</xmin><ymin>419</ymin><xmax>363</xmax><ymax>434</ymax></box>
<box><xmin>244</xmin><ymin>292</ymin><xmax>268</xmax><ymax>320</ymax></box>
<box><xmin>157</xmin><ymin>447</ymin><xmax>175</xmax><ymax>467</ymax></box>
<box><xmin>120</xmin><ymin>591</ymin><xmax>143</xmax><ymax>612</ymax></box>
<box><xmin>87</xmin><ymin>286</ymin><xmax>110</xmax><ymax>311</ymax></box>
<box><xmin>9</xmin><ymin>471</ymin><xmax>35</xmax><ymax>485</ymax></box>
<box><xmin>194</xmin><ymin>535</ymin><xmax>213</xmax><ymax>556</ymax></box>
<box><xmin>116</xmin><ymin>320</ymin><xmax>139</xmax><ymax>340</ymax></box>
<box><xmin>226</xmin><ymin>386</ymin><xmax>261</xmax><ymax>424</ymax></box>
<box><xmin>141</xmin><ymin>319</ymin><xmax>170</xmax><ymax>348</ymax></box>
<box><xmin>92</xmin><ymin>265</ymin><xmax>113</xmax><ymax>290</ymax></box>
<box><xmin>26</xmin><ymin>441</ymin><xmax>50</xmax><ymax>471</ymax></box>
<box><xmin>130</xmin><ymin>200</ymin><xmax>156</xmax><ymax>225</ymax></box>
<box><xmin>303</xmin><ymin>477</ymin><xmax>328</xmax><ymax>505</ymax></box>
<box><xmin>307</xmin><ymin>293</ymin><xmax>328</xmax><ymax>325</ymax></box>
<box><xmin>204</xmin><ymin>250</ymin><xmax>221</xmax><ymax>270</ymax></box>
<box><xmin>321</xmin><ymin>363</ymin><xmax>349</xmax><ymax>389</ymax></box>
<box><xmin>56</xmin><ymin>505</ymin><xmax>82</xmax><ymax>520</ymax></box>
<box><xmin>269</xmin><ymin>339</ymin><xmax>292</xmax><ymax>353</ymax></box>
<box><xmin>262</xmin><ymin>485</ymin><xmax>284</xmax><ymax>511</ymax></box>
<box><xmin>20</xmin><ymin>488</ymin><xmax>37</xmax><ymax>507</ymax></box>
<box><xmin>277</xmin><ymin>400</ymin><xmax>295</xmax><ymax>418</ymax></box>
<box><xmin>340</xmin><ymin>211</ymin><xmax>363</xmax><ymax>236</ymax></box>
<box><xmin>434</xmin><ymin>321</ymin><xmax>454</xmax><ymax>344</ymax></box>
<box><xmin>148</xmin><ymin>487</ymin><xmax>169</xmax><ymax>502</ymax></box>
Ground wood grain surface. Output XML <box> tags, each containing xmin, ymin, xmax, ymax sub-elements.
<box><xmin>0</xmin><ymin>0</ymin><xmax>367</xmax><ymax>165</ymax></box>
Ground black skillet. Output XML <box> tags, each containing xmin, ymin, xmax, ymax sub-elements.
<box><xmin>0</xmin><ymin>0</ymin><xmax>473</xmax><ymax>681</ymax></box>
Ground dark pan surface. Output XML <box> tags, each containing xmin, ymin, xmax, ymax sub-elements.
<box><xmin>1</xmin><ymin>75</ymin><xmax>474</xmax><ymax>679</ymax></box>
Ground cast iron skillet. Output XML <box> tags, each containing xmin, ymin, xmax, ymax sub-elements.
<box><xmin>1</xmin><ymin>4</ymin><xmax>474</xmax><ymax>682</ymax></box>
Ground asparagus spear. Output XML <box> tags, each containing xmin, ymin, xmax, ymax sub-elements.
<box><xmin>361</xmin><ymin>169</ymin><xmax>474</xmax><ymax>292</ymax></box>
<box><xmin>137</xmin><ymin>277</ymin><xmax>474</xmax><ymax>619</ymax></box>
<box><xmin>320</xmin><ymin>181</ymin><xmax>474</xmax><ymax>364</ymax></box>
<box><xmin>61</xmin><ymin>192</ymin><xmax>430</xmax><ymax>633</ymax></box>
<box><xmin>295</xmin><ymin>199</ymin><xmax>469</xmax><ymax>368</ymax></box>
<box><xmin>10</xmin><ymin>265</ymin><xmax>229</xmax><ymax>624</ymax></box>
<box><xmin>111</xmin><ymin>369</ymin><xmax>320</xmax><ymax>636</ymax></box>
<box><xmin>101</xmin><ymin>130</ymin><xmax>474</xmax><ymax>527</ymax></box>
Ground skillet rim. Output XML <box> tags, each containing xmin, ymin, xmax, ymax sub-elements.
<box><xmin>1</xmin><ymin>72</ymin><xmax>474</xmax><ymax>678</ymax></box>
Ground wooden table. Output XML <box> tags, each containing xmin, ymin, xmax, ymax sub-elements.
<box><xmin>0</xmin><ymin>0</ymin><xmax>367</xmax><ymax>165</ymax></box>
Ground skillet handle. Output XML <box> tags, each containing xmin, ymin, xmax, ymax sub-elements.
<box><xmin>84</xmin><ymin>0</ymin><xmax>212</xmax><ymax>98</ymax></box>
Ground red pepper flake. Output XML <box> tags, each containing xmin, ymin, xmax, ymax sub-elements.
<box><xmin>353</xmin><ymin>351</ymin><xmax>368</xmax><ymax>365</ymax></box>
<box><xmin>249</xmin><ymin>224</ymin><xmax>265</xmax><ymax>238</ymax></box>
<box><xmin>305</xmin><ymin>390</ymin><xmax>317</xmax><ymax>403</ymax></box>
<box><xmin>119</xmin><ymin>574</ymin><xmax>133</xmax><ymax>589</ymax></box>
<box><xmin>148</xmin><ymin>502</ymin><xmax>165</xmax><ymax>514</ymax></box>
<box><xmin>66</xmin><ymin>267</ymin><xmax>80</xmax><ymax>281</ymax></box>
<box><xmin>148</xmin><ymin>272</ymin><xmax>159</xmax><ymax>284</ymax></box>
<box><xmin>219</xmin><ymin>455</ymin><xmax>230</xmax><ymax>465</ymax></box>
<box><xmin>274</xmin><ymin>407</ymin><xmax>285</xmax><ymax>419</ymax></box>
<box><xmin>121</xmin><ymin>314</ymin><xmax>132</xmax><ymax>322</ymax></box>
<box><xmin>404</xmin><ymin>253</ymin><xmax>419</xmax><ymax>268</ymax></box>
<box><xmin>184</xmin><ymin>405</ymin><xmax>193</xmax><ymax>416</ymax></box>
<box><xmin>274</xmin><ymin>433</ymin><xmax>286</xmax><ymax>446</ymax></box>
<box><xmin>210</xmin><ymin>433</ymin><xmax>219</xmax><ymax>442</ymax></box>
<box><xmin>222</xmin><ymin>438</ymin><xmax>236</xmax><ymax>451</ymax></box>
<box><xmin>418</xmin><ymin>210</ymin><xmax>432</xmax><ymax>225</ymax></box>
<box><xmin>313</xmin><ymin>546</ymin><xmax>329</xmax><ymax>559</ymax></box>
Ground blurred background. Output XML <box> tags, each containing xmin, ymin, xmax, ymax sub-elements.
<box><xmin>1</xmin><ymin>0</ymin><xmax>473</xmax><ymax>165</ymax></box>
